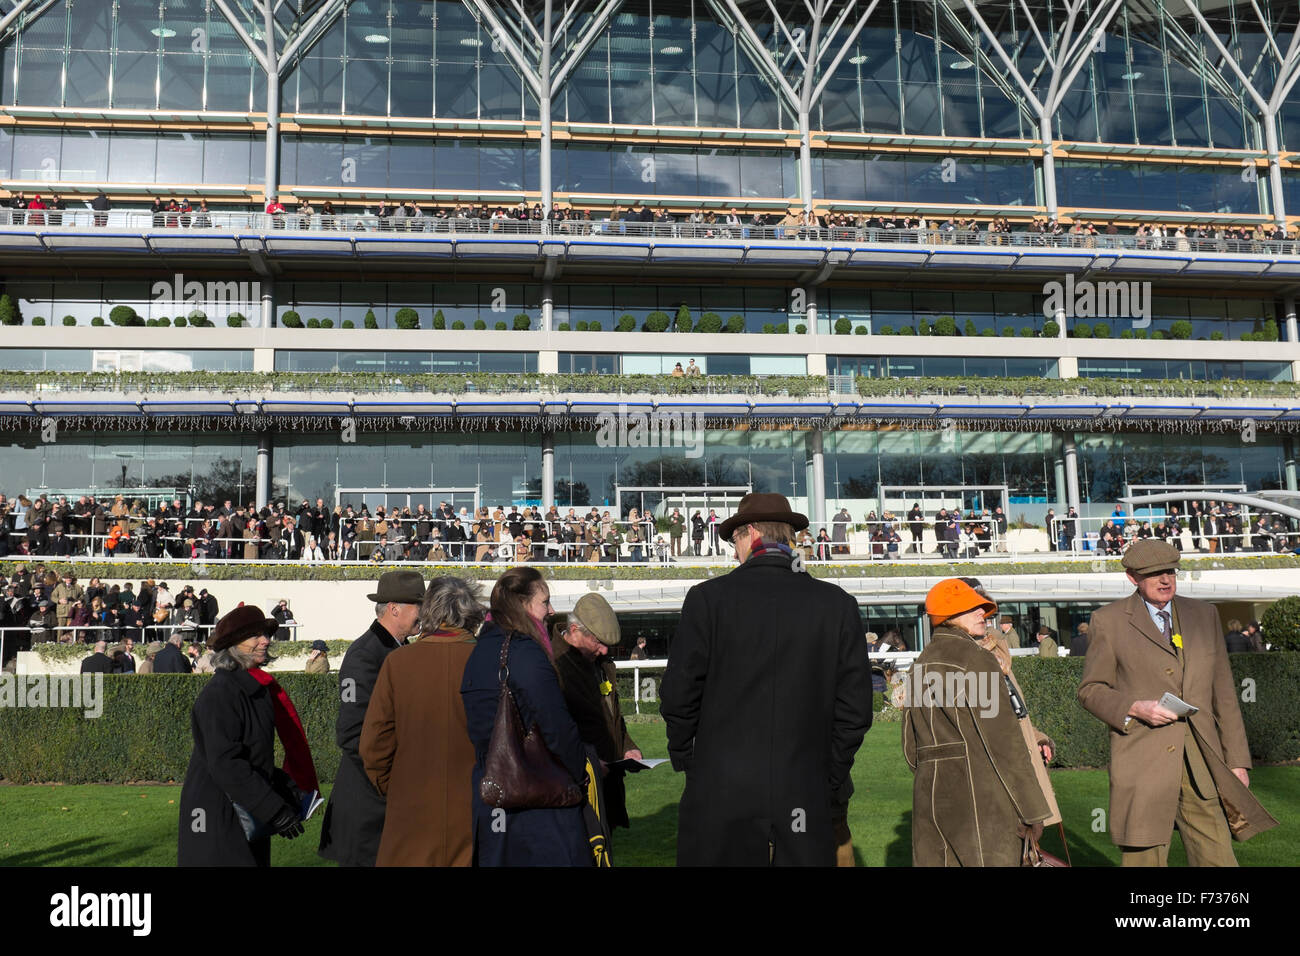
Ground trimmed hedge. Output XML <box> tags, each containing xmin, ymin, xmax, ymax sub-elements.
<box><xmin>0</xmin><ymin>674</ymin><xmax>343</xmax><ymax>784</ymax></box>
<box><xmin>3</xmin><ymin>656</ymin><xmax>1294</xmax><ymax>783</ymax></box>
<box><xmin>1</xmin><ymin>554</ymin><xmax>1294</xmax><ymax>585</ymax></box>
<box><xmin>1014</xmin><ymin>653</ymin><xmax>1300</xmax><ymax>768</ymax></box>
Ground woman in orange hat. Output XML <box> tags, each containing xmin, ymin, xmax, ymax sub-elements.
<box><xmin>902</xmin><ymin>578</ymin><xmax>1053</xmax><ymax>866</ymax></box>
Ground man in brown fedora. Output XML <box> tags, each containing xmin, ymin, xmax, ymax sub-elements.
<box><xmin>660</xmin><ymin>492</ymin><xmax>872</xmax><ymax>866</ymax></box>
<box><xmin>1078</xmin><ymin>538</ymin><xmax>1276</xmax><ymax>866</ymax></box>
<box><xmin>318</xmin><ymin>569</ymin><xmax>426</xmax><ymax>866</ymax></box>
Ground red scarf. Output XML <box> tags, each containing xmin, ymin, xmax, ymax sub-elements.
<box><xmin>248</xmin><ymin>667</ymin><xmax>319</xmax><ymax>794</ymax></box>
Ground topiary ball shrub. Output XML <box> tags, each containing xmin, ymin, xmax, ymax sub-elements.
<box><xmin>1020</xmin><ymin>326</ymin><xmax>1034</xmax><ymax>337</ymax></box>
<box><xmin>898</xmin><ymin>325</ymin><xmax>915</xmax><ymax>335</ymax></box>
<box><xmin>146</xmin><ymin>318</ymin><xmax>158</xmax><ymax>327</ymax></box>
<box><xmin>1260</xmin><ymin>595</ymin><xmax>1300</xmax><ymax>651</ymax></box>
<box><xmin>394</xmin><ymin>307</ymin><xmax>420</xmax><ymax>329</ymax></box>
<box><xmin>513</xmin><ymin>313</ymin><xmax>531</xmax><ymax>331</ymax></box>
<box><xmin>854</xmin><ymin>325</ymin><xmax>869</xmax><ymax>335</ymax></box>
<box><xmin>795</xmin><ymin>324</ymin><xmax>807</xmax><ymax>334</ymax></box>
<box><xmin>762</xmin><ymin>323</ymin><xmax>775</xmax><ymax>334</ymax></box>
<box><xmin>588</xmin><ymin>320</ymin><xmax>601</xmax><ymax>332</ymax></box>
<box><xmin>1072</xmin><ymin>321</ymin><xmax>1093</xmax><ymax>338</ymax></box>
<box><xmin>91</xmin><ymin>317</ymin><xmax>105</xmax><ymax>327</ymax></box>
<box><xmin>1093</xmin><ymin>322</ymin><xmax>1112</xmax><ymax>338</ymax></box>
<box><xmin>473</xmin><ymin>319</ymin><xmax>486</xmax><ymax>330</ymax></box>
<box><xmin>494</xmin><ymin>320</ymin><xmax>507</xmax><ymax>331</ymax></box>
<box><xmin>321</xmin><ymin>319</ymin><xmax>334</xmax><ymax>329</ymax></box>
<box><xmin>226</xmin><ymin>313</ymin><xmax>245</xmax><ymax>328</ymax></box>
<box><xmin>1210</xmin><ymin>330</ymin><xmax>1224</xmax><ymax>341</ymax></box>
<box><xmin>174</xmin><ymin>316</ymin><xmax>187</xmax><ymax>327</ymax></box>
<box><xmin>697</xmin><ymin>312</ymin><xmax>722</xmax><ymax>334</ymax></box>
<box><xmin>980</xmin><ymin>328</ymin><xmax>995</xmax><ymax>336</ymax></box>
<box><xmin>1168</xmin><ymin>319</ymin><xmax>1192</xmax><ymax>340</ymax></box>
<box><xmin>645</xmin><ymin>311</ymin><xmax>670</xmax><ymax>333</ymax></box>
<box><xmin>452</xmin><ymin>320</ymin><xmax>465</xmax><ymax>330</ymax></box>
<box><xmin>281</xmin><ymin>310</ymin><xmax>303</xmax><ymax>328</ymax></box>
<box><xmin>558</xmin><ymin>322</ymin><xmax>571</xmax><ymax>331</ymax></box>
<box><xmin>725</xmin><ymin>314</ymin><xmax>744</xmax><ymax>334</ymax></box>
<box><xmin>342</xmin><ymin>320</ymin><xmax>355</xmax><ymax>329</ymax></box>
<box><xmin>109</xmin><ymin>305</ymin><xmax>138</xmax><ymax>327</ymax></box>
<box><xmin>187</xmin><ymin>310</ymin><xmax>209</xmax><ymax>327</ymax></box>
<box><xmin>62</xmin><ymin>315</ymin><xmax>76</xmax><ymax>326</ymax></box>
<box><xmin>32</xmin><ymin>316</ymin><xmax>47</xmax><ymax>325</ymax></box>
<box><xmin>879</xmin><ymin>325</ymin><xmax>895</xmax><ymax>335</ymax></box>
<box><xmin>157</xmin><ymin>317</ymin><xmax>171</xmax><ymax>327</ymax></box>
<box><xmin>307</xmin><ymin>318</ymin><xmax>320</xmax><ymax>329</ymax></box>
<box><xmin>1042</xmin><ymin>319</ymin><xmax>1060</xmax><ymax>337</ymax></box>
<box><xmin>1120</xmin><ymin>329</ymin><xmax>1133</xmax><ymax>339</ymax></box>
<box><xmin>617</xmin><ymin>313</ymin><xmax>637</xmax><ymax>332</ymax></box>
<box><xmin>1152</xmin><ymin>330</ymin><xmax>1166</xmax><ymax>340</ymax></box>
<box><xmin>834</xmin><ymin>317</ymin><xmax>851</xmax><ymax>335</ymax></box>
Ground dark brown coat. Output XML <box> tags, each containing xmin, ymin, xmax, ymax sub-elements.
<box><xmin>360</xmin><ymin>629</ymin><xmax>477</xmax><ymax>866</ymax></box>
<box><xmin>1078</xmin><ymin>592</ymin><xmax>1277</xmax><ymax>847</ymax></box>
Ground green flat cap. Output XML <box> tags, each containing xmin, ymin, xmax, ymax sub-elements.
<box><xmin>1121</xmin><ymin>539</ymin><xmax>1181</xmax><ymax>575</ymax></box>
<box><xmin>573</xmin><ymin>593</ymin><xmax>620</xmax><ymax>646</ymax></box>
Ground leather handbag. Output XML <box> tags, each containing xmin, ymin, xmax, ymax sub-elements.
<box><xmin>1021</xmin><ymin>824</ymin><xmax>1071</xmax><ymax>867</ymax></box>
<box><xmin>479</xmin><ymin>633</ymin><xmax>585</xmax><ymax>810</ymax></box>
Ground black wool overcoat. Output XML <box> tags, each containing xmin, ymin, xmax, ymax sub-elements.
<box><xmin>317</xmin><ymin>620</ymin><xmax>403</xmax><ymax>866</ymax></box>
<box><xmin>660</xmin><ymin>552</ymin><xmax>873</xmax><ymax>866</ymax></box>
<box><xmin>178</xmin><ymin>668</ymin><xmax>286</xmax><ymax>867</ymax></box>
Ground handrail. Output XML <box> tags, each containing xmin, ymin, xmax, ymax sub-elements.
<box><xmin>2</xmin><ymin>208</ymin><xmax>1297</xmax><ymax>256</ymax></box>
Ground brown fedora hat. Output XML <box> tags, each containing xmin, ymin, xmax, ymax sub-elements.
<box><xmin>211</xmin><ymin>605</ymin><xmax>279</xmax><ymax>651</ymax></box>
<box><xmin>717</xmin><ymin>493</ymin><xmax>808</xmax><ymax>542</ymax></box>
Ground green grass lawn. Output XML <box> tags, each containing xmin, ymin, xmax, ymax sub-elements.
<box><xmin>1</xmin><ymin>720</ymin><xmax>1295</xmax><ymax>866</ymax></box>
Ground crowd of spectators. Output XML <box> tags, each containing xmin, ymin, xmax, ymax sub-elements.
<box><xmin>1047</xmin><ymin>501</ymin><xmax>1298</xmax><ymax>555</ymax></box>
<box><xmin>14</xmin><ymin>191</ymin><xmax>1297</xmax><ymax>250</ymax></box>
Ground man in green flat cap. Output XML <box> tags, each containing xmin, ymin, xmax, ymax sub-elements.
<box><xmin>1078</xmin><ymin>539</ymin><xmax>1275</xmax><ymax>866</ymax></box>
<box><xmin>319</xmin><ymin>569</ymin><xmax>426</xmax><ymax>866</ymax></box>
<box><xmin>550</xmin><ymin>594</ymin><xmax>641</xmax><ymax>838</ymax></box>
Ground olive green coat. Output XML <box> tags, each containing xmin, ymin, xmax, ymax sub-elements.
<box><xmin>903</xmin><ymin>626</ymin><xmax>1052</xmax><ymax>866</ymax></box>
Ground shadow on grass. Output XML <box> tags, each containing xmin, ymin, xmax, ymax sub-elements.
<box><xmin>3</xmin><ymin>839</ymin><xmax>154</xmax><ymax>867</ymax></box>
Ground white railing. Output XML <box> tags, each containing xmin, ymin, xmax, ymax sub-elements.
<box><xmin>1</xmin><ymin>209</ymin><xmax>1295</xmax><ymax>255</ymax></box>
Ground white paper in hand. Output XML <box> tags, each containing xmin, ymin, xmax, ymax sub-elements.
<box><xmin>1157</xmin><ymin>692</ymin><xmax>1199</xmax><ymax>717</ymax></box>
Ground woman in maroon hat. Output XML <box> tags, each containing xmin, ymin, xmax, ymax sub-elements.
<box><xmin>178</xmin><ymin>606</ymin><xmax>320</xmax><ymax>867</ymax></box>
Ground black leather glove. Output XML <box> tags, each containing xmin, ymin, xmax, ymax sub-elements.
<box><xmin>268</xmin><ymin>804</ymin><xmax>303</xmax><ymax>839</ymax></box>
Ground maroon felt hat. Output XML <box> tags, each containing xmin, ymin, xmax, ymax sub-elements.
<box><xmin>717</xmin><ymin>493</ymin><xmax>809</xmax><ymax>542</ymax></box>
<box><xmin>210</xmin><ymin>605</ymin><xmax>279</xmax><ymax>651</ymax></box>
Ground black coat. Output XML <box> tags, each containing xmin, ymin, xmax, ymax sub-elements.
<box><xmin>318</xmin><ymin>620</ymin><xmax>404</xmax><ymax>866</ymax></box>
<box><xmin>461</xmin><ymin>622</ymin><xmax>591</xmax><ymax>867</ymax></box>
<box><xmin>80</xmin><ymin>652</ymin><xmax>113</xmax><ymax>674</ymax></box>
<box><xmin>178</xmin><ymin>668</ymin><xmax>288</xmax><ymax>867</ymax></box>
<box><xmin>660</xmin><ymin>552</ymin><xmax>873</xmax><ymax>866</ymax></box>
<box><xmin>154</xmin><ymin>642</ymin><xmax>193</xmax><ymax>673</ymax></box>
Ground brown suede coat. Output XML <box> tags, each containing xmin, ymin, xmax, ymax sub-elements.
<box><xmin>360</xmin><ymin>629</ymin><xmax>477</xmax><ymax>866</ymax></box>
<box><xmin>903</xmin><ymin>626</ymin><xmax>1052</xmax><ymax>866</ymax></box>
<box><xmin>1077</xmin><ymin>592</ymin><xmax>1277</xmax><ymax>847</ymax></box>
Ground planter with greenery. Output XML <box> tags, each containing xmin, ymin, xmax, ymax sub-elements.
<box><xmin>618</xmin><ymin>313</ymin><xmax>637</xmax><ymax>332</ymax></box>
<box><xmin>644</xmin><ymin>311</ymin><xmax>670</xmax><ymax>332</ymax></box>
<box><xmin>394</xmin><ymin>307</ymin><xmax>420</xmax><ymax>330</ymax></box>
<box><xmin>281</xmin><ymin>310</ymin><xmax>303</xmax><ymax>328</ymax></box>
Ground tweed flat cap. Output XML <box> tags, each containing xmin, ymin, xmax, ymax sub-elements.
<box><xmin>572</xmin><ymin>593</ymin><xmax>621</xmax><ymax>646</ymax></box>
<box><xmin>1121</xmin><ymin>539</ymin><xmax>1181</xmax><ymax>575</ymax></box>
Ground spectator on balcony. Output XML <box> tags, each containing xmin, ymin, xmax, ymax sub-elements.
<box><xmin>671</xmin><ymin>362</ymin><xmax>685</xmax><ymax>377</ymax></box>
<box><xmin>685</xmin><ymin>358</ymin><xmax>701</xmax><ymax>377</ymax></box>
<box><xmin>90</xmin><ymin>190</ymin><xmax>110</xmax><ymax>226</ymax></box>
<box><xmin>265</xmin><ymin>195</ymin><xmax>286</xmax><ymax>228</ymax></box>
<box><xmin>26</xmin><ymin>194</ymin><xmax>47</xmax><ymax>226</ymax></box>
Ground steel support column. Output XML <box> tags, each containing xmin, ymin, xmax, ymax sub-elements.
<box><xmin>256</xmin><ymin>432</ymin><xmax>273</xmax><ymax>511</ymax></box>
<box><xmin>541</xmin><ymin>431</ymin><xmax>556</xmax><ymax>510</ymax></box>
<box><xmin>1062</xmin><ymin>435</ymin><xmax>1081</xmax><ymax>512</ymax></box>
<box><xmin>808</xmin><ymin>429</ymin><xmax>827</xmax><ymax>528</ymax></box>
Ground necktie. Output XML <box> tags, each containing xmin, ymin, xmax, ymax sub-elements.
<box><xmin>1158</xmin><ymin>610</ymin><xmax>1173</xmax><ymax>644</ymax></box>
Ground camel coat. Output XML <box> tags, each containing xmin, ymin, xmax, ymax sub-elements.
<box><xmin>1078</xmin><ymin>592</ymin><xmax>1277</xmax><ymax>847</ymax></box>
<box><xmin>360</xmin><ymin>628</ymin><xmax>478</xmax><ymax>867</ymax></box>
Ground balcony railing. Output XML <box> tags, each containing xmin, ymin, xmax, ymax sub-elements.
<box><xmin>2</xmin><ymin>209</ymin><xmax>1297</xmax><ymax>256</ymax></box>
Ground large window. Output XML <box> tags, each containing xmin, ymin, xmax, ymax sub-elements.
<box><xmin>273</xmin><ymin>351</ymin><xmax>536</xmax><ymax>373</ymax></box>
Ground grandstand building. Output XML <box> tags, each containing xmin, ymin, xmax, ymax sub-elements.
<box><xmin>1</xmin><ymin>1</ymin><xmax>1299</xmax><ymax>649</ymax></box>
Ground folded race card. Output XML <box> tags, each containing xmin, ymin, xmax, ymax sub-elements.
<box><xmin>1158</xmin><ymin>692</ymin><xmax>1199</xmax><ymax>717</ymax></box>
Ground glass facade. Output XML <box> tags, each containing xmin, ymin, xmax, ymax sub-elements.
<box><xmin>830</xmin><ymin>356</ymin><xmax>1058</xmax><ymax>379</ymax></box>
<box><xmin>0</xmin><ymin>127</ymin><xmax>260</xmax><ymax>186</ymax></box>
<box><xmin>1076</xmin><ymin>359</ymin><xmax>1293</xmax><ymax>382</ymax></box>
<box><xmin>0</xmin><ymin>349</ymin><xmax>253</xmax><ymax>372</ymax></box>
<box><xmin>558</xmin><ymin>354</ymin><xmax>805</xmax><ymax>375</ymax></box>
<box><xmin>1076</xmin><ymin>433</ymin><xmax>1290</xmax><ymax>502</ymax></box>
<box><xmin>1</xmin><ymin>433</ymin><xmax>258</xmax><ymax>504</ymax></box>
<box><xmin>274</xmin><ymin>350</ymin><xmax>537</xmax><ymax>373</ymax></box>
<box><xmin>1058</xmin><ymin>161</ymin><xmax>1262</xmax><ymax>215</ymax></box>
